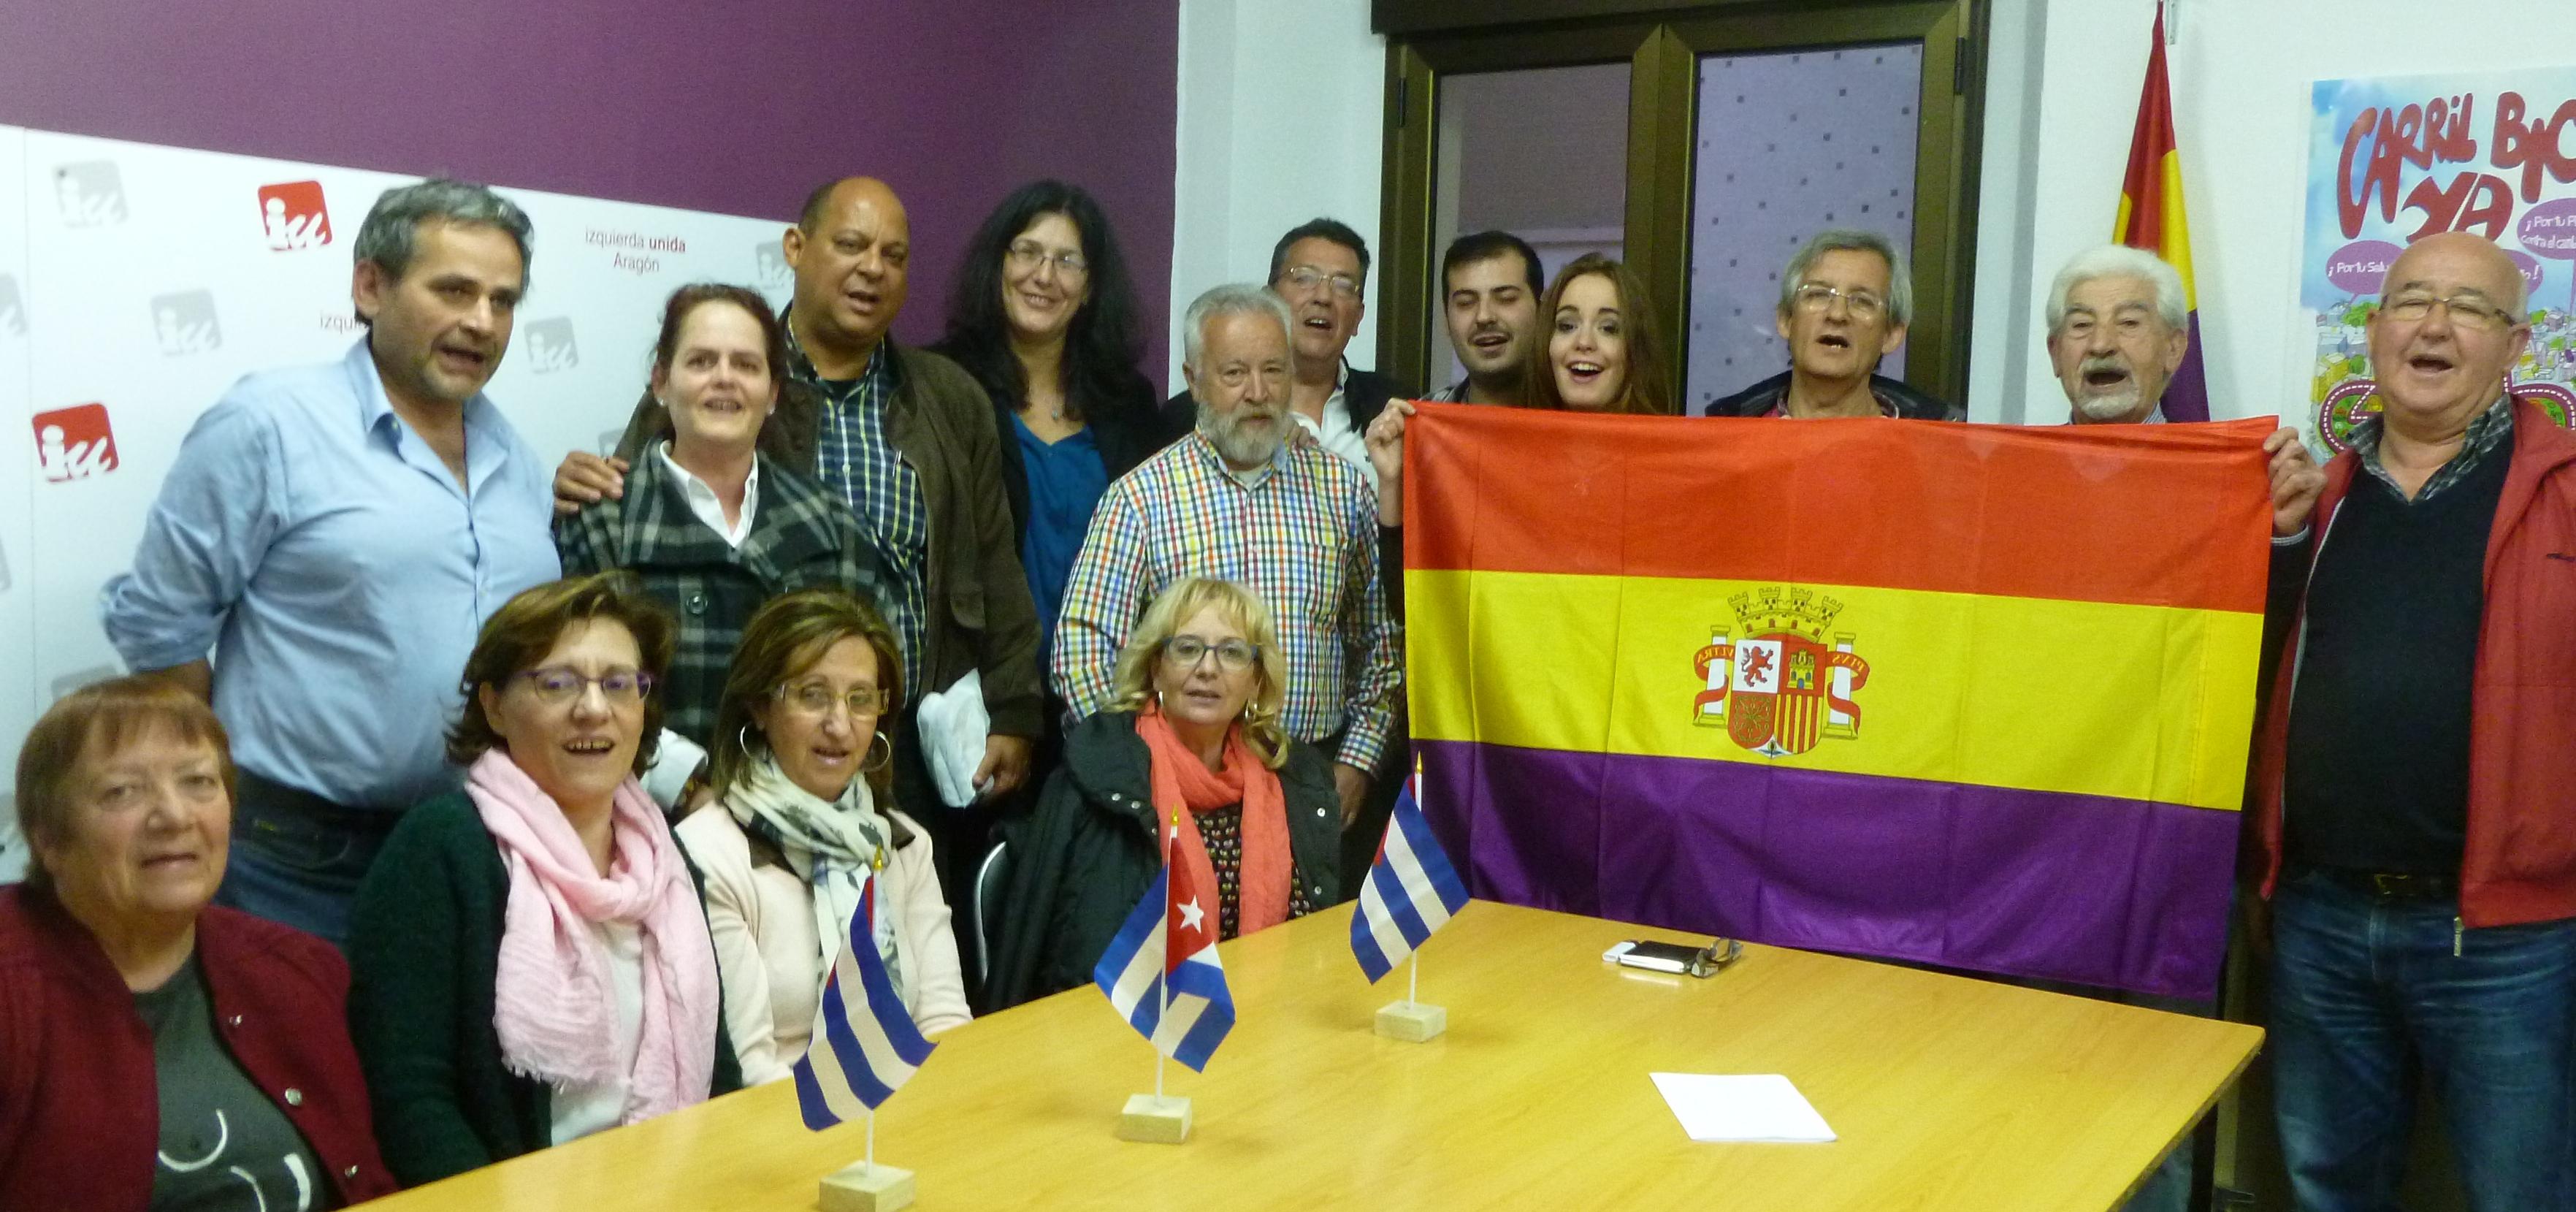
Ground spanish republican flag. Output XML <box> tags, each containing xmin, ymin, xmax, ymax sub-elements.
<box><xmin>1404</xmin><ymin>406</ymin><xmax>2270</xmax><ymax>999</ymax></box>
<box><xmin>2115</xmin><ymin>4</ymin><xmax>2209</xmax><ymax>422</ymax></box>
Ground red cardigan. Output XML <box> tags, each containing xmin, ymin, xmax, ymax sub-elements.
<box><xmin>0</xmin><ymin>885</ymin><xmax>398</xmax><ymax>1210</ymax></box>
<box><xmin>2252</xmin><ymin>399</ymin><xmax>2576</xmax><ymax>926</ymax></box>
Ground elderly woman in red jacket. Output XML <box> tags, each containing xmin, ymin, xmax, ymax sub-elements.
<box><xmin>0</xmin><ymin>678</ymin><xmax>396</xmax><ymax>1210</ymax></box>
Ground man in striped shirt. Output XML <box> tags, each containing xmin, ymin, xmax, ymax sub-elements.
<box><xmin>1055</xmin><ymin>284</ymin><xmax>1402</xmax><ymax>823</ymax></box>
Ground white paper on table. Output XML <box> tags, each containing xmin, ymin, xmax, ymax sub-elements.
<box><xmin>1649</xmin><ymin>1072</ymin><xmax>1837</xmax><ymax>1143</ymax></box>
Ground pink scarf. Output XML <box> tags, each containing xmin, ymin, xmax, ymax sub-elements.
<box><xmin>1134</xmin><ymin>706</ymin><xmax>1293</xmax><ymax>937</ymax></box>
<box><xmin>466</xmin><ymin>750</ymin><xmax>718</xmax><ymax>1124</ymax></box>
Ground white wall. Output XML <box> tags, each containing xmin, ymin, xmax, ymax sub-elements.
<box><xmin>1175</xmin><ymin>0</ymin><xmax>2576</xmax><ymax>428</ymax></box>
<box><xmin>1997</xmin><ymin>0</ymin><xmax>2576</xmax><ymax>428</ymax></box>
<box><xmin>1169</xmin><ymin>0</ymin><xmax>1387</xmax><ymax>392</ymax></box>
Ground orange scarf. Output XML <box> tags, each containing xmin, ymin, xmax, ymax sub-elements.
<box><xmin>1134</xmin><ymin>706</ymin><xmax>1292</xmax><ymax>937</ymax></box>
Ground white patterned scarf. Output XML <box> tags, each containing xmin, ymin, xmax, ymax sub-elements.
<box><xmin>722</xmin><ymin>755</ymin><xmax>904</xmax><ymax>1000</ymax></box>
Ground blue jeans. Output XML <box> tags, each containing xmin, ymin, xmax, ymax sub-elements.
<box><xmin>214</xmin><ymin>783</ymin><xmax>397</xmax><ymax>948</ymax></box>
<box><xmin>2269</xmin><ymin>867</ymin><xmax>2576</xmax><ymax>1212</ymax></box>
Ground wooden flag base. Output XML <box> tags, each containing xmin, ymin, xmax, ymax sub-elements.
<box><xmin>1375</xmin><ymin>1000</ymin><xmax>1448</xmax><ymax>1042</ymax></box>
<box><xmin>819</xmin><ymin>1162</ymin><xmax>915</xmax><ymax>1212</ymax></box>
<box><xmin>1116</xmin><ymin>1093</ymin><xmax>1193</xmax><ymax>1143</ymax></box>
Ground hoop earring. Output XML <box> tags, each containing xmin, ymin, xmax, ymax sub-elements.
<box><xmin>738</xmin><ymin>724</ymin><xmax>761</xmax><ymax>758</ymax></box>
<box><xmin>863</xmin><ymin>732</ymin><xmax>893</xmax><ymax>774</ymax></box>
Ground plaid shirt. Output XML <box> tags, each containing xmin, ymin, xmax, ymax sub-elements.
<box><xmin>555</xmin><ymin>449</ymin><xmax>887</xmax><ymax>744</ymax></box>
<box><xmin>1052</xmin><ymin>433</ymin><xmax>1402</xmax><ymax>771</ymax></box>
<box><xmin>2347</xmin><ymin>394</ymin><xmax>2516</xmax><ymax>503</ymax></box>
<box><xmin>788</xmin><ymin>324</ymin><xmax>932</xmax><ymax>693</ymax></box>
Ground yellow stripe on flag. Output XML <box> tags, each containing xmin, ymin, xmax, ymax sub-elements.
<box><xmin>1406</xmin><ymin>568</ymin><xmax>2259</xmax><ymax>812</ymax></box>
<box><xmin>2160</xmin><ymin>149</ymin><xmax>2196</xmax><ymax>307</ymax></box>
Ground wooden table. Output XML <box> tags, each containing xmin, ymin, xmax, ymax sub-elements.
<box><xmin>356</xmin><ymin>901</ymin><xmax>2260</xmax><ymax>1211</ymax></box>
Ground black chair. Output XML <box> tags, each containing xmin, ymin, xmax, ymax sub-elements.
<box><xmin>971</xmin><ymin>839</ymin><xmax>1009</xmax><ymax>987</ymax></box>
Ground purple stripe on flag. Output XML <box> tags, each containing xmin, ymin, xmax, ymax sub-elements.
<box><xmin>1416</xmin><ymin>739</ymin><xmax>2239</xmax><ymax>999</ymax></box>
<box><xmin>2162</xmin><ymin>311</ymin><xmax>2210</xmax><ymax>422</ymax></box>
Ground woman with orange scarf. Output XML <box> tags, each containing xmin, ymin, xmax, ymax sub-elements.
<box><xmin>984</xmin><ymin>578</ymin><xmax>1342</xmax><ymax>1010</ymax></box>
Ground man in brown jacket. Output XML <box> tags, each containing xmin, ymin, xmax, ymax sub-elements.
<box><xmin>556</xmin><ymin>178</ymin><xmax>1042</xmax><ymax>954</ymax></box>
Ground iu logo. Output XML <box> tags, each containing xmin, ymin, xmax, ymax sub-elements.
<box><xmin>33</xmin><ymin>403</ymin><xmax>120</xmax><ymax>483</ymax></box>
<box><xmin>1691</xmin><ymin>585</ymin><xmax>1870</xmax><ymax>757</ymax></box>
<box><xmin>754</xmin><ymin>241</ymin><xmax>791</xmax><ymax>286</ymax></box>
<box><xmin>525</xmin><ymin>318</ymin><xmax>578</xmax><ymax>373</ymax></box>
<box><xmin>54</xmin><ymin>161</ymin><xmax>126</xmax><ymax>227</ymax></box>
<box><xmin>151</xmin><ymin>290</ymin><xmax>222</xmax><ymax>354</ymax></box>
<box><xmin>257</xmin><ymin>180</ymin><xmax>332</xmax><ymax>250</ymax></box>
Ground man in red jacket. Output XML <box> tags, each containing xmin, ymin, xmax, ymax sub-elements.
<box><xmin>2252</xmin><ymin>232</ymin><xmax>2576</xmax><ymax>1211</ymax></box>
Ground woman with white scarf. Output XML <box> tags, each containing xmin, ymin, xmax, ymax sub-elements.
<box><xmin>678</xmin><ymin>588</ymin><xmax>969</xmax><ymax>1084</ymax></box>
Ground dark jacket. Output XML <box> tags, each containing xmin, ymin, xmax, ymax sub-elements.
<box><xmin>984</xmin><ymin>710</ymin><xmax>1343</xmax><ymax>1011</ymax></box>
<box><xmin>614</xmin><ymin>338</ymin><xmax>1044</xmax><ymax>738</ymax></box>
<box><xmin>0</xmin><ymin>885</ymin><xmax>399</xmax><ymax>1211</ymax></box>
<box><xmin>2252</xmin><ymin>400</ymin><xmax>2576</xmax><ymax>926</ymax></box>
<box><xmin>555</xmin><ymin>449</ymin><xmax>887</xmax><ymax>743</ymax></box>
<box><xmin>345</xmin><ymin>792</ymin><xmax>743</xmax><ymax>1186</ymax></box>
<box><xmin>1701</xmin><ymin>369</ymin><xmax>1965</xmax><ymax>421</ymax></box>
<box><xmin>1155</xmin><ymin>361</ymin><xmax>1407</xmax><ymax>448</ymax></box>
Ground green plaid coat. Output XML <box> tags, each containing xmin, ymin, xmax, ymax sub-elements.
<box><xmin>554</xmin><ymin>449</ymin><xmax>888</xmax><ymax>744</ymax></box>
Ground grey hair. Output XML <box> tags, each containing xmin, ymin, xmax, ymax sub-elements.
<box><xmin>353</xmin><ymin>178</ymin><xmax>535</xmax><ymax>287</ymax></box>
<box><xmin>1778</xmin><ymin>229</ymin><xmax>1913</xmax><ymax>327</ymax></box>
<box><xmin>1181</xmin><ymin>282</ymin><xmax>1294</xmax><ymax>369</ymax></box>
<box><xmin>2046</xmin><ymin>244</ymin><xmax>2186</xmax><ymax>335</ymax></box>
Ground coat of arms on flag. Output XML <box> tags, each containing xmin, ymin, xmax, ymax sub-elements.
<box><xmin>1691</xmin><ymin>585</ymin><xmax>1871</xmax><ymax>757</ymax></box>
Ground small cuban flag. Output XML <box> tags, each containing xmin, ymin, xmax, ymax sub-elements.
<box><xmin>1350</xmin><ymin>767</ymin><xmax>1472</xmax><ymax>983</ymax></box>
<box><xmin>1092</xmin><ymin>811</ymin><xmax>1236</xmax><ymax>1072</ymax></box>
<box><xmin>792</xmin><ymin>882</ymin><xmax>937</xmax><ymax>1129</ymax></box>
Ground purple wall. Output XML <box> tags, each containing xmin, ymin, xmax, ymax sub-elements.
<box><xmin>0</xmin><ymin>0</ymin><xmax>1178</xmax><ymax>368</ymax></box>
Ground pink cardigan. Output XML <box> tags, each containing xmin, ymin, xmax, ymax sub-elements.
<box><xmin>676</xmin><ymin>804</ymin><xmax>970</xmax><ymax>1084</ymax></box>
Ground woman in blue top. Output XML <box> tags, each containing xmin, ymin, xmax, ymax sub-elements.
<box><xmin>932</xmin><ymin>180</ymin><xmax>1158</xmax><ymax>677</ymax></box>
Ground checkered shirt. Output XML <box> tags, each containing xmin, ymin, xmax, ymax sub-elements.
<box><xmin>2347</xmin><ymin>393</ymin><xmax>2515</xmax><ymax>503</ymax></box>
<box><xmin>1052</xmin><ymin>433</ymin><xmax>1403</xmax><ymax>772</ymax></box>
<box><xmin>789</xmin><ymin>324</ymin><xmax>931</xmax><ymax>693</ymax></box>
<box><xmin>554</xmin><ymin>450</ymin><xmax>887</xmax><ymax>744</ymax></box>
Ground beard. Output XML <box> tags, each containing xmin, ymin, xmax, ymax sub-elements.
<box><xmin>2070</xmin><ymin>356</ymin><xmax>2150</xmax><ymax>421</ymax></box>
<box><xmin>1198</xmin><ymin>399</ymin><xmax>1285</xmax><ymax>466</ymax></box>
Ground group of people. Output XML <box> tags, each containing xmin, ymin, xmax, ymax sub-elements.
<box><xmin>0</xmin><ymin>164</ymin><xmax>2564</xmax><ymax>1212</ymax></box>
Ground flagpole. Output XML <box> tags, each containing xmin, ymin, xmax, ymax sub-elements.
<box><xmin>1407</xmin><ymin>949</ymin><xmax>1420</xmax><ymax>1007</ymax></box>
<box><xmin>865</xmin><ymin>1108</ymin><xmax>876</xmax><ymax>1171</ymax></box>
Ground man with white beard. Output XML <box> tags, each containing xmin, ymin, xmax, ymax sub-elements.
<box><xmin>1052</xmin><ymin>284</ymin><xmax>1401</xmax><ymax>830</ymax></box>
<box><xmin>2046</xmin><ymin>245</ymin><xmax>2193</xmax><ymax>424</ymax></box>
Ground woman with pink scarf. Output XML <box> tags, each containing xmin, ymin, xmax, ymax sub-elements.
<box><xmin>347</xmin><ymin>573</ymin><xmax>739</xmax><ymax>1186</ymax></box>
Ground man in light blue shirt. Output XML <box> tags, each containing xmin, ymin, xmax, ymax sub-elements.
<box><xmin>101</xmin><ymin>179</ymin><xmax>559</xmax><ymax>945</ymax></box>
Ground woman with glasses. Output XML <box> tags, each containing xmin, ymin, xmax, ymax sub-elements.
<box><xmin>985</xmin><ymin>578</ymin><xmax>1341</xmax><ymax>1010</ymax></box>
<box><xmin>556</xmin><ymin>283</ymin><xmax>887</xmax><ymax>747</ymax></box>
<box><xmin>676</xmin><ymin>589</ymin><xmax>968</xmax><ymax>1083</ymax></box>
<box><xmin>931</xmin><ymin>182</ymin><xmax>1157</xmax><ymax>683</ymax></box>
<box><xmin>1525</xmin><ymin>253</ymin><xmax>1679</xmax><ymax>416</ymax></box>
<box><xmin>347</xmin><ymin>574</ymin><xmax>738</xmax><ymax>1186</ymax></box>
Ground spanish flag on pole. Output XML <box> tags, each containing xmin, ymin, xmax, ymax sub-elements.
<box><xmin>1402</xmin><ymin>405</ymin><xmax>2270</xmax><ymax>999</ymax></box>
<box><xmin>2114</xmin><ymin>2</ymin><xmax>2209</xmax><ymax>422</ymax></box>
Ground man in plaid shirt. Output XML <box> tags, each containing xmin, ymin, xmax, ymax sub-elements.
<box><xmin>1054</xmin><ymin>283</ymin><xmax>1401</xmax><ymax>823</ymax></box>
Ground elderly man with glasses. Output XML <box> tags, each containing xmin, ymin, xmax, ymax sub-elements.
<box><xmin>1156</xmin><ymin>218</ymin><xmax>1409</xmax><ymax>470</ymax></box>
<box><xmin>1703</xmin><ymin>228</ymin><xmax>1962</xmax><ymax>420</ymax></box>
<box><xmin>2250</xmin><ymin>231</ymin><xmax>2576</xmax><ymax>1211</ymax></box>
